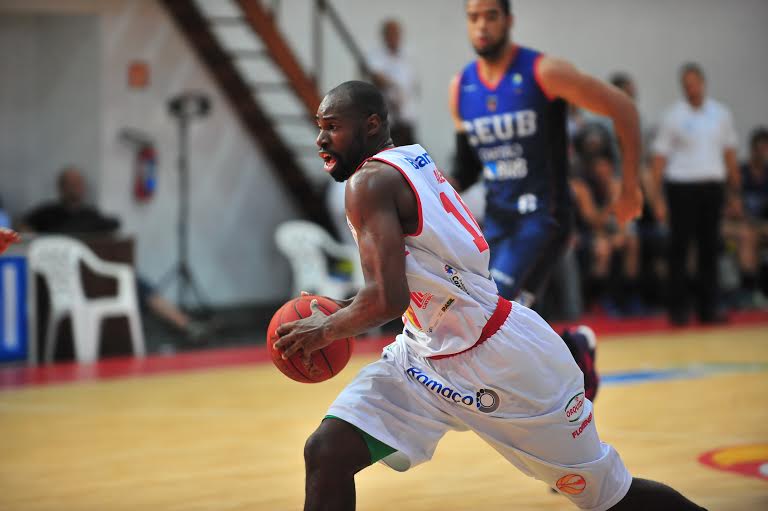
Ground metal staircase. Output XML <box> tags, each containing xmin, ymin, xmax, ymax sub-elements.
<box><xmin>162</xmin><ymin>0</ymin><xmax>368</xmax><ymax>235</ymax></box>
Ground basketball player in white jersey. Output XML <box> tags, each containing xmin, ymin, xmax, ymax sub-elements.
<box><xmin>274</xmin><ymin>81</ymin><xmax>705</xmax><ymax>511</ymax></box>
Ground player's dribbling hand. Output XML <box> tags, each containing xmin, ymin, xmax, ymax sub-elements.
<box><xmin>274</xmin><ymin>298</ymin><xmax>334</xmax><ymax>376</ymax></box>
<box><xmin>0</xmin><ymin>228</ymin><xmax>21</xmax><ymax>255</ymax></box>
<box><xmin>613</xmin><ymin>185</ymin><xmax>643</xmax><ymax>226</ymax></box>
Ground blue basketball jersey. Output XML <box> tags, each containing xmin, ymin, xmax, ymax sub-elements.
<box><xmin>456</xmin><ymin>46</ymin><xmax>570</xmax><ymax>233</ymax></box>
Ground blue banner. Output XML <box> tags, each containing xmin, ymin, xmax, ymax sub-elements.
<box><xmin>0</xmin><ymin>256</ymin><xmax>28</xmax><ymax>362</ymax></box>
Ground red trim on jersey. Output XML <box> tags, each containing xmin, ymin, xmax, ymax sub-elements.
<box><xmin>352</xmin><ymin>147</ymin><xmax>399</xmax><ymax>176</ymax></box>
<box><xmin>534</xmin><ymin>54</ymin><xmax>556</xmax><ymax>101</ymax></box>
<box><xmin>476</xmin><ymin>45</ymin><xmax>519</xmax><ymax>92</ymax></box>
<box><xmin>429</xmin><ymin>296</ymin><xmax>512</xmax><ymax>360</ymax></box>
<box><xmin>368</xmin><ymin>157</ymin><xmax>423</xmax><ymax>237</ymax></box>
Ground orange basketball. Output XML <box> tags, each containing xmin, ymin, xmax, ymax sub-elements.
<box><xmin>556</xmin><ymin>473</ymin><xmax>587</xmax><ymax>495</ymax></box>
<box><xmin>267</xmin><ymin>295</ymin><xmax>354</xmax><ymax>383</ymax></box>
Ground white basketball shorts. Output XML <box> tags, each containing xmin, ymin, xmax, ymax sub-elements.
<box><xmin>327</xmin><ymin>303</ymin><xmax>632</xmax><ymax>511</ymax></box>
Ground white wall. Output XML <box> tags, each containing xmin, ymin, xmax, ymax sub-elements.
<box><xmin>0</xmin><ymin>0</ymin><xmax>300</xmax><ymax>306</ymax></box>
<box><xmin>278</xmin><ymin>0</ymin><xmax>768</xmax><ymax>164</ymax></box>
<box><xmin>0</xmin><ymin>14</ymin><xmax>101</xmax><ymax>213</ymax></box>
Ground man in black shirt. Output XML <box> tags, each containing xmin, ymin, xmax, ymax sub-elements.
<box><xmin>21</xmin><ymin>167</ymin><xmax>210</xmax><ymax>344</ymax></box>
<box><xmin>21</xmin><ymin>167</ymin><xmax>120</xmax><ymax>235</ymax></box>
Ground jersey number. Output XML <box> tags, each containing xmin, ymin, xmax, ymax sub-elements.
<box><xmin>440</xmin><ymin>191</ymin><xmax>489</xmax><ymax>252</ymax></box>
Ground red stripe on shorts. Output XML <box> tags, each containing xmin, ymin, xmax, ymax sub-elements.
<box><xmin>429</xmin><ymin>295</ymin><xmax>512</xmax><ymax>361</ymax></box>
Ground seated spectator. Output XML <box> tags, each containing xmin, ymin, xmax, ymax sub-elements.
<box><xmin>722</xmin><ymin>127</ymin><xmax>768</xmax><ymax>307</ymax></box>
<box><xmin>571</xmin><ymin>155</ymin><xmax>642</xmax><ymax>315</ymax></box>
<box><xmin>19</xmin><ymin>166</ymin><xmax>211</xmax><ymax>344</ymax></box>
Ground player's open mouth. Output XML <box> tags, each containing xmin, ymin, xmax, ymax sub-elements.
<box><xmin>319</xmin><ymin>151</ymin><xmax>338</xmax><ymax>173</ymax></box>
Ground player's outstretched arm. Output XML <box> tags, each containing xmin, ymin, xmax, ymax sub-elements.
<box><xmin>275</xmin><ymin>161</ymin><xmax>411</xmax><ymax>361</ymax></box>
<box><xmin>449</xmin><ymin>75</ymin><xmax>483</xmax><ymax>192</ymax></box>
<box><xmin>537</xmin><ymin>56</ymin><xmax>643</xmax><ymax>225</ymax></box>
<box><xmin>0</xmin><ymin>228</ymin><xmax>21</xmax><ymax>255</ymax></box>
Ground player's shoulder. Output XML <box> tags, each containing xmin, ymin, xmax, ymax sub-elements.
<box><xmin>350</xmin><ymin>155</ymin><xmax>405</xmax><ymax>189</ymax></box>
<box><xmin>453</xmin><ymin>59</ymin><xmax>477</xmax><ymax>85</ymax></box>
<box><xmin>515</xmin><ymin>45</ymin><xmax>541</xmax><ymax>59</ymax></box>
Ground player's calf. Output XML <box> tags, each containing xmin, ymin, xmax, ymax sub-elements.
<box><xmin>304</xmin><ymin>418</ymin><xmax>372</xmax><ymax>511</ymax></box>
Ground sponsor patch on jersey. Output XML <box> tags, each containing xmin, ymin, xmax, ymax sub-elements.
<box><xmin>403</xmin><ymin>306</ymin><xmax>423</xmax><ymax>331</ymax></box>
<box><xmin>410</xmin><ymin>291</ymin><xmax>433</xmax><ymax>309</ymax></box>
<box><xmin>571</xmin><ymin>411</ymin><xmax>593</xmax><ymax>439</ymax></box>
<box><xmin>486</xmin><ymin>95</ymin><xmax>498</xmax><ymax>112</ymax></box>
<box><xmin>556</xmin><ymin>474</ymin><xmax>586</xmax><ymax>495</ymax></box>
<box><xmin>404</xmin><ymin>152</ymin><xmax>433</xmax><ymax>170</ymax></box>
<box><xmin>426</xmin><ymin>297</ymin><xmax>456</xmax><ymax>333</ymax></box>
<box><xmin>444</xmin><ymin>264</ymin><xmax>469</xmax><ymax>293</ymax></box>
<box><xmin>405</xmin><ymin>367</ymin><xmax>501</xmax><ymax>414</ymax></box>
<box><xmin>564</xmin><ymin>392</ymin><xmax>585</xmax><ymax>423</ymax></box>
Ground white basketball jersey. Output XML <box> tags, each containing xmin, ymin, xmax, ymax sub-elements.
<box><xmin>357</xmin><ymin>144</ymin><xmax>500</xmax><ymax>358</ymax></box>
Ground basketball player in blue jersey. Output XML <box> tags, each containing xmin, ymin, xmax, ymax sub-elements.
<box><xmin>450</xmin><ymin>0</ymin><xmax>643</xmax><ymax>400</ymax></box>
<box><xmin>275</xmin><ymin>81</ymin><xmax>704</xmax><ymax>511</ymax></box>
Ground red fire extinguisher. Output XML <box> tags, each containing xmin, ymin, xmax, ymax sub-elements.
<box><xmin>119</xmin><ymin>128</ymin><xmax>158</xmax><ymax>203</ymax></box>
<box><xmin>134</xmin><ymin>144</ymin><xmax>157</xmax><ymax>201</ymax></box>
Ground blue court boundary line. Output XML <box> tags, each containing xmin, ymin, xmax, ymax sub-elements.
<box><xmin>602</xmin><ymin>362</ymin><xmax>768</xmax><ymax>386</ymax></box>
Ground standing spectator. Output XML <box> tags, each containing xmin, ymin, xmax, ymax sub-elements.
<box><xmin>650</xmin><ymin>63</ymin><xmax>741</xmax><ymax>325</ymax></box>
<box><xmin>367</xmin><ymin>19</ymin><xmax>419</xmax><ymax>146</ymax></box>
<box><xmin>723</xmin><ymin>127</ymin><xmax>768</xmax><ymax>307</ymax></box>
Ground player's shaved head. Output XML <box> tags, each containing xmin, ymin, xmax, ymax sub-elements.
<box><xmin>323</xmin><ymin>81</ymin><xmax>389</xmax><ymax>126</ymax></box>
<box><xmin>316</xmin><ymin>81</ymin><xmax>393</xmax><ymax>182</ymax></box>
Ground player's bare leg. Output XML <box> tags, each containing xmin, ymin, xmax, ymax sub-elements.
<box><xmin>304</xmin><ymin>418</ymin><xmax>372</xmax><ymax>511</ymax></box>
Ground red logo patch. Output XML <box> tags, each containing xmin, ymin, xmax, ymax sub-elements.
<box><xmin>699</xmin><ymin>444</ymin><xmax>768</xmax><ymax>481</ymax></box>
<box><xmin>410</xmin><ymin>291</ymin><xmax>433</xmax><ymax>309</ymax></box>
<box><xmin>564</xmin><ymin>392</ymin><xmax>585</xmax><ymax>423</ymax></box>
<box><xmin>556</xmin><ymin>474</ymin><xmax>586</xmax><ymax>495</ymax></box>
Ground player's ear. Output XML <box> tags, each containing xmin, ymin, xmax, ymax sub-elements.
<box><xmin>366</xmin><ymin>114</ymin><xmax>382</xmax><ymax>136</ymax></box>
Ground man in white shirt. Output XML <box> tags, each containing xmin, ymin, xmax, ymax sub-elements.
<box><xmin>650</xmin><ymin>62</ymin><xmax>741</xmax><ymax>325</ymax></box>
<box><xmin>367</xmin><ymin>19</ymin><xmax>419</xmax><ymax>146</ymax></box>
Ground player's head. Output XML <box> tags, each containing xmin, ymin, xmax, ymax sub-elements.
<box><xmin>57</xmin><ymin>166</ymin><xmax>86</xmax><ymax>206</ymax></box>
<box><xmin>316</xmin><ymin>81</ymin><xmax>390</xmax><ymax>182</ymax></box>
<box><xmin>749</xmin><ymin>126</ymin><xmax>768</xmax><ymax>164</ymax></box>
<box><xmin>609</xmin><ymin>72</ymin><xmax>636</xmax><ymax>100</ymax></box>
<box><xmin>381</xmin><ymin>19</ymin><xmax>401</xmax><ymax>54</ymax></box>
<box><xmin>680</xmin><ymin>62</ymin><xmax>706</xmax><ymax>107</ymax></box>
<box><xmin>465</xmin><ymin>0</ymin><xmax>512</xmax><ymax>61</ymax></box>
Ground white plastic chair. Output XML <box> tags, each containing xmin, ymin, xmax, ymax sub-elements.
<box><xmin>28</xmin><ymin>236</ymin><xmax>146</xmax><ymax>364</ymax></box>
<box><xmin>275</xmin><ymin>220</ymin><xmax>363</xmax><ymax>300</ymax></box>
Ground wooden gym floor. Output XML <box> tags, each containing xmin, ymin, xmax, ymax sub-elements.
<box><xmin>0</xmin><ymin>322</ymin><xmax>766</xmax><ymax>510</ymax></box>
